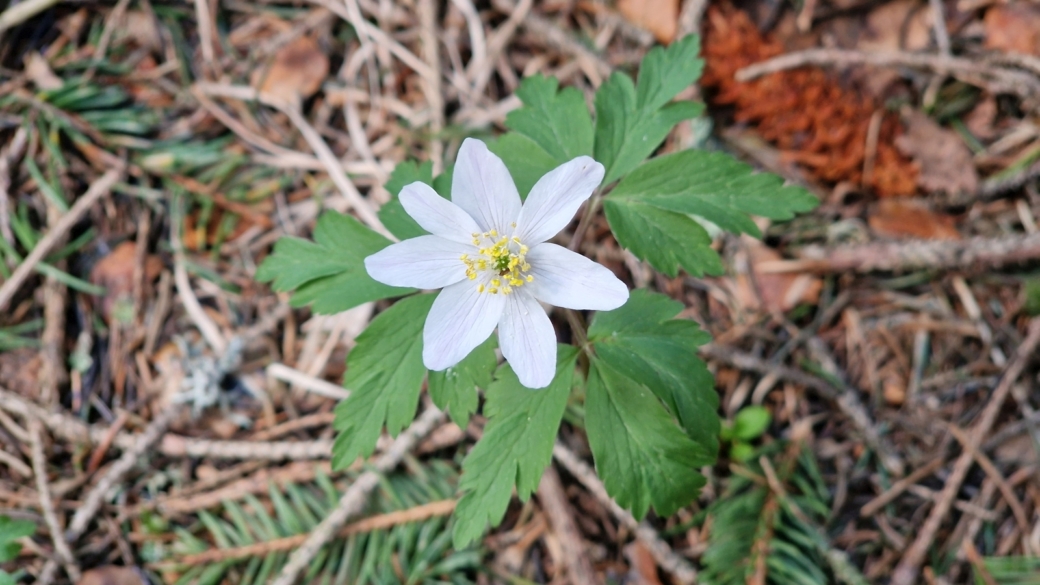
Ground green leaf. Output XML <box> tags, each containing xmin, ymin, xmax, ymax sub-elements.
<box><xmin>452</xmin><ymin>346</ymin><xmax>578</xmax><ymax>548</ymax></box>
<box><xmin>428</xmin><ymin>337</ymin><xmax>497</xmax><ymax>428</ymax></box>
<box><xmin>378</xmin><ymin>161</ymin><xmax>453</xmax><ymax>240</ymax></box>
<box><xmin>0</xmin><ymin>515</ymin><xmax>35</xmax><ymax>563</ymax></box>
<box><xmin>506</xmin><ymin>75</ymin><xmax>594</xmax><ymax>162</ymax></box>
<box><xmin>594</xmin><ymin>35</ymin><xmax>705</xmax><ymax>184</ymax></box>
<box><xmin>733</xmin><ymin>406</ymin><xmax>772</xmax><ymax>441</ymax></box>
<box><xmin>489</xmin><ymin>75</ymin><xmax>595</xmax><ymax>198</ymax></box>
<box><xmin>488</xmin><ymin>133</ymin><xmax>560</xmax><ymax>199</ymax></box>
<box><xmin>589</xmin><ymin>289</ymin><xmax>718</xmax><ymax>456</ymax></box>
<box><xmin>332</xmin><ymin>294</ymin><xmax>435</xmax><ymax>469</ymax></box>
<box><xmin>585</xmin><ymin>356</ymin><xmax>710</xmax><ymax>519</ymax></box>
<box><xmin>610</xmin><ymin>149</ymin><xmax>819</xmax><ymax>238</ymax></box>
<box><xmin>603</xmin><ymin>197</ymin><xmax>724</xmax><ymax>277</ymax></box>
<box><xmin>256</xmin><ymin>211</ymin><xmax>412</xmax><ymax>313</ymax></box>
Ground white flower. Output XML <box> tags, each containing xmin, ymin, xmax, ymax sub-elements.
<box><xmin>364</xmin><ymin>138</ymin><xmax>629</xmax><ymax>388</ymax></box>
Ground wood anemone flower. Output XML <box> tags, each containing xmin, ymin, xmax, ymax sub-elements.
<box><xmin>365</xmin><ymin>138</ymin><xmax>628</xmax><ymax>388</ymax></box>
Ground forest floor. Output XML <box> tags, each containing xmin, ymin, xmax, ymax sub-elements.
<box><xmin>2</xmin><ymin>0</ymin><xmax>1040</xmax><ymax>583</ymax></box>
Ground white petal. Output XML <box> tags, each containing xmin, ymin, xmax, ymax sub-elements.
<box><xmin>498</xmin><ymin>290</ymin><xmax>557</xmax><ymax>389</ymax></box>
<box><xmin>399</xmin><ymin>181</ymin><xmax>481</xmax><ymax>244</ymax></box>
<box><xmin>451</xmin><ymin>138</ymin><xmax>522</xmax><ymax>234</ymax></box>
<box><xmin>423</xmin><ymin>278</ymin><xmax>505</xmax><ymax>371</ymax></box>
<box><xmin>515</xmin><ymin>156</ymin><xmax>604</xmax><ymax>245</ymax></box>
<box><xmin>364</xmin><ymin>236</ymin><xmax>472</xmax><ymax>289</ymax></box>
<box><xmin>526</xmin><ymin>243</ymin><xmax>629</xmax><ymax>310</ymax></box>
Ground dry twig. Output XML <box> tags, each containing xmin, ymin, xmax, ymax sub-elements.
<box><xmin>0</xmin><ymin>168</ymin><xmax>121</xmax><ymax>313</ymax></box>
<box><xmin>891</xmin><ymin>318</ymin><xmax>1040</xmax><ymax>585</ymax></box>
<box><xmin>552</xmin><ymin>442</ymin><xmax>698</xmax><ymax>585</ymax></box>
<box><xmin>269</xmin><ymin>406</ymin><xmax>445</xmax><ymax>585</ymax></box>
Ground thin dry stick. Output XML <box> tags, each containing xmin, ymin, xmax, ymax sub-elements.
<box><xmin>0</xmin><ymin>0</ymin><xmax>60</xmax><ymax>32</ymax></box>
<box><xmin>171</xmin><ymin>499</ymin><xmax>456</xmax><ymax>566</ymax></box>
<box><xmin>269</xmin><ymin>406</ymin><xmax>445</xmax><ymax>585</ymax></box>
<box><xmin>735</xmin><ymin>49</ymin><xmax>1040</xmax><ymax>98</ymax></box>
<box><xmin>65</xmin><ymin>406</ymin><xmax>181</xmax><ymax>541</ymax></box>
<box><xmin>891</xmin><ymin>318</ymin><xmax>1040</xmax><ymax>585</ymax></box>
<box><xmin>0</xmin><ymin>447</ymin><xmax>31</xmax><ymax>478</ymax></box>
<box><xmin>0</xmin><ymin>126</ymin><xmax>28</xmax><ymax>247</ymax></box>
<box><xmin>537</xmin><ymin>467</ymin><xmax>598</xmax><ymax>585</ymax></box>
<box><xmin>193</xmin><ymin>0</ymin><xmax>216</xmax><ymax>74</ymax></box>
<box><xmin>469</xmin><ymin>0</ymin><xmax>532</xmax><ymax>96</ymax></box>
<box><xmin>418</xmin><ymin>0</ymin><xmax>445</xmax><ymax>173</ymax></box>
<box><xmin>0</xmin><ymin>168</ymin><xmax>121</xmax><ymax>313</ymax></box>
<box><xmin>275</xmin><ymin>102</ymin><xmax>392</xmax><ymax>239</ymax></box>
<box><xmin>266</xmin><ymin>362</ymin><xmax>350</xmax><ymax>400</ymax></box>
<box><xmin>451</xmin><ymin>0</ymin><xmax>488</xmax><ymax>82</ymax></box>
<box><xmin>492</xmin><ymin>0</ymin><xmax>612</xmax><ymax>77</ymax></box>
<box><xmin>860</xmin><ymin>458</ymin><xmax>945</xmax><ymax>518</ymax></box>
<box><xmin>945</xmin><ymin>423</ymin><xmax>1031</xmax><ymax>543</ymax></box>
<box><xmin>552</xmin><ymin>442</ymin><xmax>698</xmax><ymax>585</ymax></box>
<box><xmin>28</xmin><ymin>419</ymin><xmax>81</xmax><ymax>583</ymax></box>
<box><xmin>760</xmin><ymin>231</ymin><xmax>1040</xmax><ymax>274</ymax></box>
<box><xmin>170</xmin><ymin>195</ymin><xmax>226</xmax><ymax>353</ymax></box>
<box><xmin>0</xmin><ymin>385</ymin><xmax>336</xmax><ymax>460</ymax></box>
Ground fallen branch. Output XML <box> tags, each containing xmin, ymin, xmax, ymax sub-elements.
<box><xmin>756</xmin><ymin>232</ymin><xmax>1040</xmax><ymax>274</ymax></box>
<box><xmin>735</xmin><ymin>48</ymin><xmax>1040</xmax><ymax>99</ymax></box>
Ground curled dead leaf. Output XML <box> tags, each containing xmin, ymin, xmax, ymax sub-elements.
<box><xmin>90</xmin><ymin>241</ymin><xmax>163</xmax><ymax>325</ymax></box>
<box><xmin>254</xmin><ymin>35</ymin><xmax>329</xmax><ymax>106</ymax></box>
<box><xmin>77</xmin><ymin>566</ymin><xmax>147</xmax><ymax>585</ymax></box>
<box><xmin>894</xmin><ymin>110</ymin><xmax>978</xmax><ymax>197</ymax></box>
<box><xmin>729</xmin><ymin>238</ymin><xmax>823</xmax><ymax>315</ymax></box>
<box><xmin>984</xmin><ymin>4</ymin><xmax>1040</xmax><ymax>56</ymax></box>
<box><xmin>25</xmin><ymin>52</ymin><xmax>62</xmax><ymax>90</ymax></box>
<box><xmin>868</xmin><ymin>200</ymin><xmax>961</xmax><ymax>240</ymax></box>
<box><xmin>618</xmin><ymin>0</ymin><xmax>679</xmax><ymax>44</ymax></box>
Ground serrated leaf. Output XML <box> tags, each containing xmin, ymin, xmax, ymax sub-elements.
<box><xmin>428</xmin><ymin>336</ymin><xmax>497</xmax><ymax>428</ymax></box>
<box><xmin>332</xmin><ymin>294</ymin><xmax>435</xmax><ymax>469</ymax></box>
<box><xmin>611</xmin><ymin>149</ymin><xmax>819</xmax><ymax>238</ymax></box>
<box><xmin>488</xmin><ymin>133</ymin><xmax>560</xmax><ymax>199</ymax></box>
<box><xmin>586</xmin><ymin>356</ymin><xmax>710</xmax><ymax>519</ymax></box>
<box><xmin>378</xmin><ymin>162</ymin><xmax>454</xmax><ymax>240</ymax></box>
<box><xmin>452</xmin><ymin>346</ymin><xmax>578</xmax><ymax>548</ymax></box>
<box><xmin>603</xmin><ymin>197</ymin><xmax>723</xmax><ymax>277</ymax></box>
<box><xmin>589</xmin><ymin>289</ymin><xmax>718</xmax><ymax>456</ymax></box>
<box><xmin>594</xmin><ymin>34</ymin><xmax>705</xmax><ymax>183</ymax></box>
<box><xmin>506</xmin><ymin>75</ymin><xmax>594</xmax><ymax>162</ymax></box>
<box><xmin>256</xmin><ymin>212</ymin><xmax>411</xmax><ymax>313</ymax></box>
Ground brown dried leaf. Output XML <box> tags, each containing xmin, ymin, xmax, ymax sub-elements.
<box><xmin>24</xmin><ymin>52</ymin><xmax>63</xmax><ymax>90</ymax></box>
<box><xmin>868</xmin><ymin>200</ymin><xmax>961</xmax><ymax>240</ymax></box>
<box><xmin>618</xmin><ymin>0</ymin><xmax>679</xmax><ymax>44</ymax></box>
<box><xmin>895</xmin><ymin>110</ymin><xmax>978</xmax><ymax>196</ymax></box>
<box><xmin>984</xmin><ymin>4</ymin><xmax>1040</xmax><ymax>56</ymax></box>
<box><xmin>964</xmin><ymin>96</ymin><xmax>999</xmax><ymax>141</ymax></box>
<box><xmin>858</xmin><ymin>0</ymin><xmax>932</xmax><ymax>52</ymax></box>
<box><xmin>254</xmin><ymin>35</ymin><xmax>329</xmax><ymax>105</ymax></box>
<box><xmin>90</xmin><ymin>241</ymin><xmax>163</xmax><ymax>324</ymax></box>
<box><xmin>730</xmin><ymin>239</ymin><xmax>823</xmax><ymax>315</ymax></box>
<box><xmin>77</xmin><ymin>566</ymin><xmax>147</xmax><ymax>585</ymax></box>
<box><xmin>624</xmin><ymin>541</ymin><xmax>663</xmax><ymax>585</ymax></box>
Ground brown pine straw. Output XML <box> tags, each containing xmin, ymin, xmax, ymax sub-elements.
<box><xmin>165</xmin><ymin>499</ymin><xmax>457</xmax><ymax>567</ymax></box>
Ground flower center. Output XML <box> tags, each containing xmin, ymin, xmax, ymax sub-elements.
<box><xmin>461</xmin><ymin>227</ymin><xmax>533</xmax><ymax>295</ymax></box>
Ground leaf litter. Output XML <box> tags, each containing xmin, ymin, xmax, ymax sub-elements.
<box><xmin>0</xmin><ymin>0</ymin><xmax>1040</xmax><ymax>584</ymax></box>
